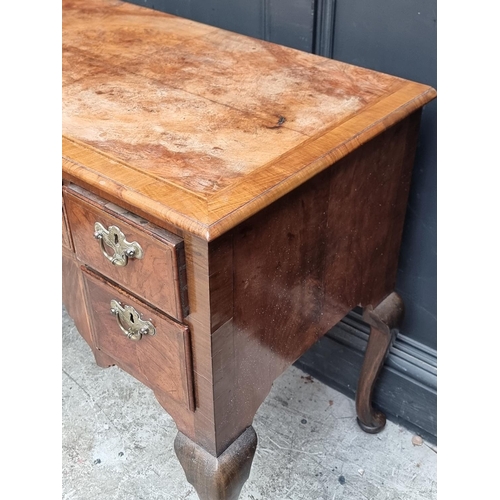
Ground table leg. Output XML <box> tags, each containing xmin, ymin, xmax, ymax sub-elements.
<box><xmin>175</xmin><ymin>426</ymin><xmax>257</xmax><ymax>500</ymax></box>
<box><xmin>356</xmin><ymin>292</ymin><xmax>404</xmax><ymax>433</ymax></box>
<box><xmin>93</xmin><ymin>348</ymin><xmax>115</xmax><ymax>368</ymax></box>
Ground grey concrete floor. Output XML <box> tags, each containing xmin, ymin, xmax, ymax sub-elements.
<box><xmin>62</xmin><ymin>306</ymin><xmax>436</xmax><ymax>500</ymax></box>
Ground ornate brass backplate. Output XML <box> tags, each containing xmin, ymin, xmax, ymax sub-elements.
<box><xmin>110</xmin><ymin>299</ymin><xmax>156</xmax><ymax>341</ymax></box>
<box><xmin>94</xmin><ymin>222</ymin><xmax>144</xmax><ymax>267</ymax></box>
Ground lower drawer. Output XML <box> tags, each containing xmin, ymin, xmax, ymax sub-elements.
<box><xmin>82</xmin><ymin>268</ymin><xmax>195</xmax><ymax>411</ymax></box>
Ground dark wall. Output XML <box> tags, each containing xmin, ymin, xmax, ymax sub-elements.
<box><xmin>126</xmin><ymin>0</ymin><xmax>316</xmax><ymax>52</ymax></box>
<box><xmin>332</xmin><ymin>0</ymin><xmax>437</xmax><ymax>349</ymax></box>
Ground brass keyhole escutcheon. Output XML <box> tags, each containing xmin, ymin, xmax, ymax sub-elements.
<box><xmin>94</xmin><ymin>222</ymin><xmax>144</xmax><ymax>267</ymax></box>
<box><xmin>109</xmin><ymin>300</ymin><xmax>155</xmax><ymax>341</ymax></box>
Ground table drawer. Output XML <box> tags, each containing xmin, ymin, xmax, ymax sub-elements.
<box><xmin>63</xmin><ymin>185</ymin><xmax>188</xmax><ymax>320</ymax></box>
<box><xmin>82</xmin><ymin>267</ymin><xmax>195</xmax><ymax>411</ymax></box>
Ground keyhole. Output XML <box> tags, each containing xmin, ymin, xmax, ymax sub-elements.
<box><xmin>129</xmin><ymin>313</ymin><xmax>135</xmax><ymax>324</ymax></box>
<box><xmin>114</xmin><ymin>233</ymin><xmax>119</xmax><ymax>244</ymax></box>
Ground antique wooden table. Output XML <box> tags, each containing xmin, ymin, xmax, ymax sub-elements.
<box><xmin>62</xmin><ymin>0</ymin><xmax>436</xmax><ymax>498</ymax></box>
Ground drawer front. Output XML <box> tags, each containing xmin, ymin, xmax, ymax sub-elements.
<box><xmin>82</xmin><ymin>268</ymin><xmax>195</xmax><ymax>411</ymax></box>
<box><xmin>63</xmin><ymin>185</ymin><xmax>188</xmax><ymax>320</ymax></box>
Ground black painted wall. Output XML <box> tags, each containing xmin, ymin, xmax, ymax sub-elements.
<box><xmin>331</xmin><ymin>0</ymin><xmax>437</xmax><ymax>349</ymax></box>
<box><xmin>125</xmin><ymin>0</ymin><xmax>437</xmax><ymax>438</ymax></box>
<box><xmin>126</xmin><ymin>0</ymin><xmax>316</xmax><ymax>52</ymax></box>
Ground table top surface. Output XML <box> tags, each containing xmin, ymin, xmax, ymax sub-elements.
<box><xmin>62</xmin><ymin>0</ymin><xmax>436</xmax><ymax>240</ymax></box>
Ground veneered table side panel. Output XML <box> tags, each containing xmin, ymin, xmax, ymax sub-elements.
<box><xmin>208</xmin><ymin>112</ymin><xmax>421</xmax><ymax>454</ymax></box>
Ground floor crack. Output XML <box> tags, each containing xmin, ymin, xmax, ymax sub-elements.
<box><xmin>62</xmin><ymin>368</ymin><xmax>122</xmax><ymax>436</ymax></box>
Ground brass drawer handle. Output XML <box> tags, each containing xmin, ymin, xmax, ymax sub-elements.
<box><xmin>110</xmin><ymin>300</ymin><xmax>156</xmax><ymax>341</ymax></box>
<box><xmin>94</xmin><ymin>222</ymin><xmax>144</xmax><ymax>267</ymax></box>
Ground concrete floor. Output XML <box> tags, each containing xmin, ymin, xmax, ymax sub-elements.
<box><xmin>62</xmin><ymin>306</ymin><xmax>436</xmax><ymax>500</ymax></box>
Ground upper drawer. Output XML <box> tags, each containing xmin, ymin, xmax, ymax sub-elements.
<box><xmin>63</xmin><ymin>185</ymin><xmax>188</xmax><ymax>320</ymax></box>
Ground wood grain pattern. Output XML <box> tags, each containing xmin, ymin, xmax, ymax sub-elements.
<box><xmin>62</xmin><ymin>0</ymin><xmax>436</xmax><ymax>241</ymax></box>
<box><xmin>82</xmin><ymin>267</ymin><xmax>195</xmax><ymax>411</ymax></box>
<box><xmin>63</xmin><ymin>66</ymin><xmax>307</xmax><ymax>195</ymax></box>
<box><xmin>64</xmin><ymin>184</ymin><xmax>188</xmax><ymax>320</ymax></box>
<box><xmin>63</xmin><ymin>0</ymin><xmax>216</xmax><ymax>71</ymax></box>
<box><xmin>323</xmin><ymin>111</ymin><xmax>422</xmax><ymax>309</ymax></box>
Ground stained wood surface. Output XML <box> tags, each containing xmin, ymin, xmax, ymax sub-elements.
<box><xmin>62</xmin><ymin>0</ymin><xmax>436</xmax><ymax>240</ymax></box>
<box><xmin>64</xmin><ymin>184</ymin><xmax>188</xmax><ymax>320</ymax></box>
<box><xmin>82</xmin><ymin>267</ymin><xmax>196</xmax><ymax>411</ymax></box>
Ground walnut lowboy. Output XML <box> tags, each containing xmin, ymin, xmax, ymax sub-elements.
<box><xmin>62</xmin><ymin>0</ymin><xmax>436</xmax><ymax>498</ymax></box>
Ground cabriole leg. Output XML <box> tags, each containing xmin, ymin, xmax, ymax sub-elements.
<box><xmin>356</xmin><ymin>292</ymin><xmax>404</xmax><ymax>433</ymax></box>
<box><xmin>174</xmin><ymin>426</ymin><xmax>258</xmax><ymax>500</ymax></box>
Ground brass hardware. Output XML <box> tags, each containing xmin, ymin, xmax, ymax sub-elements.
<box><xmin>94</xmin><ymin>222</ymin><xmax>144</xmax><ymax>267</ymax></box>
<box><xmin>110</xmin><ymin>300</ymin><xmax>156</xmax><ymax>341</ymax></box>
